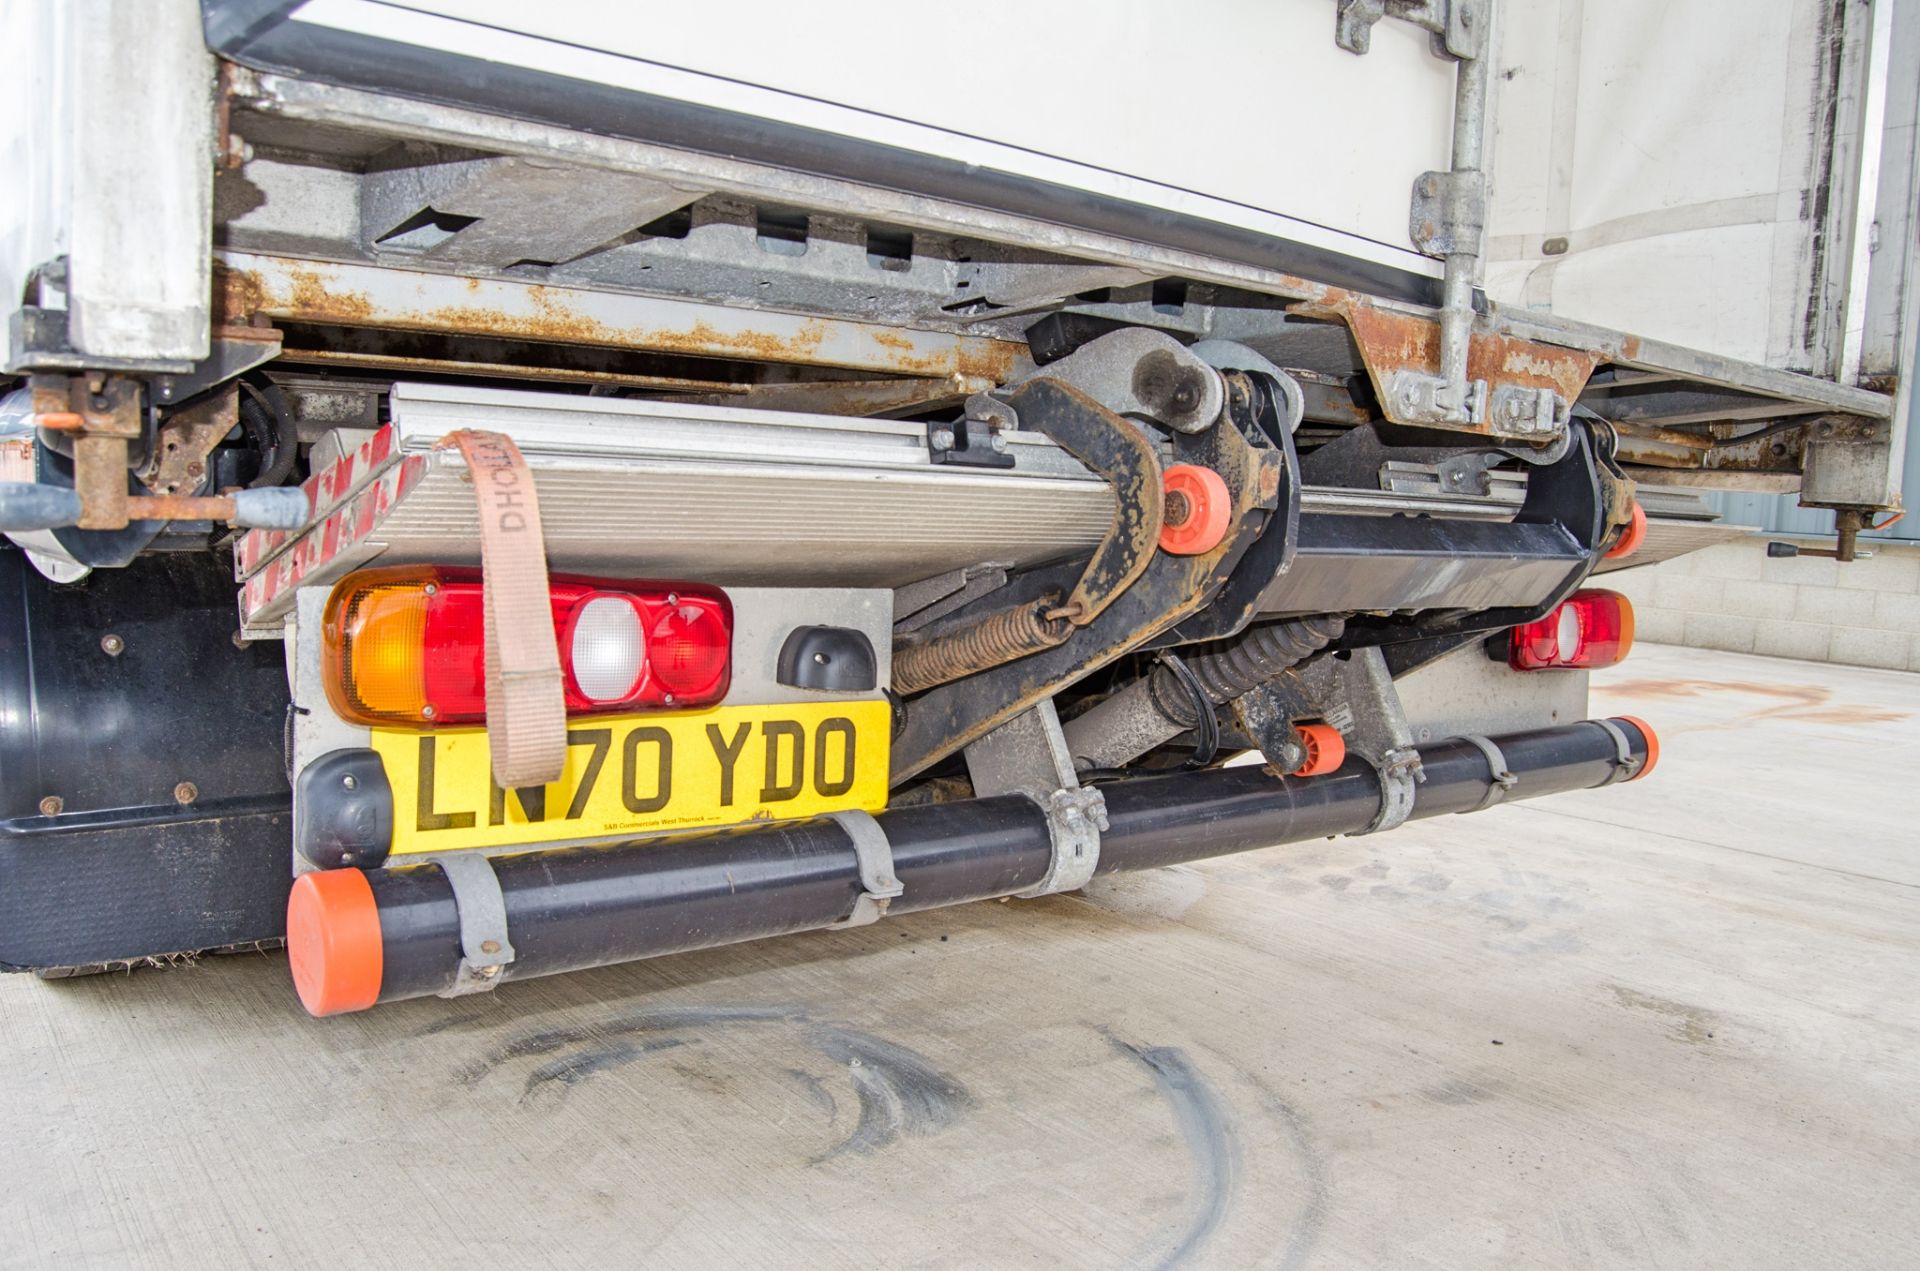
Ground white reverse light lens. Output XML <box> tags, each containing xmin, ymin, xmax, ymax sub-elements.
<box><xmin>570</xmin><ymin>595</ymin><xmax>646</xmax><ymax>701</ymax></box>
<box><xmin>1554</xmin><ymin>604</ymin><xmax>1582</xmax><ymax>662</ymax></box>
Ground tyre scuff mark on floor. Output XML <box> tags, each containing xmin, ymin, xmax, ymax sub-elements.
<box><xmin>457</xmin><ymin>1003</ymin><xmax>970</xmax><ymax>1162</ymax></box>
<box><xmin>1111</xmin><ymin>1036</ymin><xmax>1241</xmax><ymax>1270</ymax></box>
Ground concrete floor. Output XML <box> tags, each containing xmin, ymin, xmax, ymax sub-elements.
<box><xmin>3</xmin><ymin>643</ymin><xmax>1916</xmax><ymax>1269</ymax></box>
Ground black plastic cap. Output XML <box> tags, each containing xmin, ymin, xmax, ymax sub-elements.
<box><xmin>294</xmin><ymin>749</ymin><xmax>394</xmax><ymax>870</ymax></box>
<box><xmin>777</xmin><ymin>627</ymin><xmax>878</xmax><ymax>692</ymax></box>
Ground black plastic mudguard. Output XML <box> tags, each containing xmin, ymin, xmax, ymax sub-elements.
<box><xmin>0</xmin><ymin>547</ymin><xmax>293</xmax><ymax>971</ymax></box>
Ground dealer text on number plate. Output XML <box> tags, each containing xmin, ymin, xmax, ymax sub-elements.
<box><xmin>372</xmin><ymin>699</ymin><xmax>891</xmax><ymax>855</ymax></box>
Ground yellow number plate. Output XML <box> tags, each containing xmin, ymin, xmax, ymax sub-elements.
<box><xmin>373</xmin><ymin>700</ymin><xmax>891</xmax><ymax>856</ymax></box>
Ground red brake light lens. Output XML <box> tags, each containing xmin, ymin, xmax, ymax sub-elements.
<box><xmin>647</xmin><ymin>603</ymin><xmax>730</xmax><ymax>698</ymax></box>
<box><xmin>324</xmin><ymin>567</ymin><xmax>731</xmax><ymax>725</ymax></box>
<box><xmin>1508</xmin><ymin>588</ymin><xmax>1635</xmax><ymax>671</ymax></box>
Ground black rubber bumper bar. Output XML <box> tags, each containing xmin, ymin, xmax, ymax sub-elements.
<box><xmin>286</xmin><ymin>717</ymin><xmax>1657</xmax><ymax>1015</ymax></box>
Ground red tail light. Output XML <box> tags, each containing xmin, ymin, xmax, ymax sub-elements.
<box><xmin>324</xmin><ymin>567</ymin><xmax>731</xmax><ymax>726</ymax></box>
<box><xmin>1508</xmin><ymin>589</ymin><xmax>1635</xmax><ymax>671</ymax></box>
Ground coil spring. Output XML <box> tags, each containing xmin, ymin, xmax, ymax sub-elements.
<box><xmin>1149</xmin><ymin>614</ymin><xmax>1347</xmax><ymax>725</ymax></box>
<box><xmin>892</xmin><ymin>598</ymin><xmax>1072</xmax><ymax>696</ymax></box>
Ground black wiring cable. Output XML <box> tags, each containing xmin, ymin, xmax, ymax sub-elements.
<box><xmin>1156</xmin><ymin>651</ymin><xmax>1220</xmax><ymax>769</ymax></box>
<box><xmin>238</xmin><ymin>377</ymin><xmax>299</xmax><ymax>487</ymax></box>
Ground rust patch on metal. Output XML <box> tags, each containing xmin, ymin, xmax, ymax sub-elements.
<box><xmin>278</xmin><ymin>345</ymin><xmax>750</xmax><ymax>395</ymax></box>
<box><xmin>1611</xmin><ymin>419</ymin><xmax>1807</xmax><ymax>472</ymax></box>
<box><xmin>141</xmin><ymin>384</ymin><xmax>239</xmax><ymax>496</ymax></box>
<box><xmin>1297</xmin><ymin>291</ymin><xmax>1598</xmax><ymax>430</ymax></box>
<box><xmin>288</xmin><ymin>267</ymin><xmax>374</xmax><ymax>323</ymax></box>
<box><xmin>126</xmin><ymin>493</ymin><xmax>240</xmax><ymax>522</ymax></box>
<box><xmin>218</xmin><ymin>258</ymin><xmax>1020</xmax><ymax>381</ymax></box>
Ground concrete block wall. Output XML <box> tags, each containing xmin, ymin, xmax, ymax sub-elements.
<box><xmin>1602</xmin><ymin>537</ymin><xmax>1920</xmax><ymax>671</ymax></box>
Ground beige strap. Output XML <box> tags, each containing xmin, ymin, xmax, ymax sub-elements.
<box><xmin>437</xmin><ymin>430</ymin><xmax>567</xmax><ymax>787</ymax></box>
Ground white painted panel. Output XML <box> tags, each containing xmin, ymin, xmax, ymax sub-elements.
<box><xmin>299</xmin><ymin>0</ymin><xmax>1866</xmax><ymax>374</ymax></box>
<box><xmin>0</xmin><ymin>0</ymin><xmax>74</xmax><ymax>339</ymax></box>
<box><xmin>296</xmin><ymin>0</ymin><xmax>1456</xmax><ymax>261</ymax></box>
<box><xmin>66</xmin><ymin>0</ymin><xmax>214</xmax><ymax>360</ymax></box>
<box><xmin>4</xmin><ymin>0</ymin><xmax>214</xmax><ymax>364</ymax></box>
<box><xmin>1486</xmin><ymin>0</ymin><xmax>1831</xmax><ymax>368</ymax></box>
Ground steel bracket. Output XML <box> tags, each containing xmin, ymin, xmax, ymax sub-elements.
<box><xmin>138</xmin><ymin>384</ymin><xmax>237</xmax><ymax>497</ymax></box>
<box><xmin>1410</xmin><ymin>169</ymin><xmax>1486</xmax><ymax>260</ymax></box>
<box><xmin>1161</xmin><ymin>361</ymin><xmax>1296</xmax><ymax>644</ymax></box>
<box><xmin>1337</xmin><ymin>0</ymin><xmax>1485</xmax><ymax>60</ymax></box>
<box><xmin>1385</xmin><ymin>366</ymin><xmax>1487</xmax><ymax>428</ymax></box>
<box><xmin>1367</xmin><ymin>747</ymin><xmax>1422</xmax><ymax>833</ymax></box>
<box><xmin>825</xmin><ymin>809</ymin><xmax>903</xmax><ymax>927</ymax></box>
<box><xmin>1024</xmin><ymin>326</ymin><xmax>1225</xmax><ymax>434</ymax></box>
<box><xmin>1418</xmin><ymin>450</ymin><xmax>1501</xmax><ymax>495</ymax></box>
<box><xmin>1288</xmin><ymin>646</ymin><xmax>1425</xmax><ymax>833</ymax></box>
<box><xmin>1487</xmin><ymin>383</ymin><xmax>1573</xmax><ymax>442</ymax></box>
<box><xmin>928</xmin><ymin>395</ymin><xmax>1016</xmax><ymax>469</ymax></box>
<box><xmin>151</xmin><ymin>334</ymin><xmax>284</xmax><ymax>406</ymax></box>
<box><xmin>1001</xmin><ymin>377</ymin><xmax>1163</xmax><ymax>626</ymax></box>
<box><xmin>963</xmin><ymin>699</ymin><xmax>1107</xmax><ymax>896</ymax></box>
<box><xmin>1229</xmin><ymin>679</ymin><xmax>1309</xmax><ymax>775</ymax></box>
<box><xmin>427</xmin><ymin>851</ymin><xmax>518</xmax><ymax>996</ymax></box>
<box><xmin>1022</xmin><ymin>786</ymin><xmax>1108</xmax><ymax>897</ymax></box>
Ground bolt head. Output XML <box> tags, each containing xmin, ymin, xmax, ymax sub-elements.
<box><xmin>100</xmin><ymin>634</ymin><xmax>124</xmax><ymax>656</ymax></box>
<box><xmin>480</xmin><ymin>939</ymin><xmax>501</xmax><ymax>955</ymax></box>
<box><xmin>173</xmin><ymin>781</ymin><xmax>198</xmax><ymax>805</ymax></box>
<box><xmin>38</xmin><ymin>795</ymin><xmax>63</xmax><ymax>817</ymax></box>
<box><xmin>342</xmin><ymin>774</ymin><xmax>358</xmax><ymax>791</ymax></box>
<box><xmin>989</xmin><ymin>433</ymin><xmax>1009</xmax><ymax>454</ymax></box>
<box><xmin>930</xmin><ymin>428</ymin><xmax>956</xmax><ymax>451</ymax></box>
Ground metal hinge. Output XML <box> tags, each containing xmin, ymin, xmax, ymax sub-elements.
<box><xmin>1335</xmin><ymin>0</ymin><xmax>1486</xmax><ymax>61</ymax></box>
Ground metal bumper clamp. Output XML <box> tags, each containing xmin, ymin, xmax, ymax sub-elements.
<box><xmin>826</xmin><ymin>810</ymin><xmax>903</xmax><ymax>928</ymax></box>
<box><xmin>428</xmin><ymin>851</ymin><xmax>517</xmax><ymax>996</ymax></box>
<box><xmin>1459</xmin><ymin>734</ymin><xmax>1518</xmax><ymax>812</ymax></box>
<box><xmin>1590</xmin><ymin>718</ymin><xmax>1644</xmax><ymax>785</ymax></box>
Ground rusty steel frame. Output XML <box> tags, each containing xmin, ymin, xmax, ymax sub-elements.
<box><xmin>229</xmin><ymin>70</ymin><xmax>1895</xmax><ymax>435</ymax></box>
<box><xmin>32</xmin><ymin>374</ymin><xmax>144</xmax><ymax>532</ymax></box>
<box><xmin>1297</xmin><ymin>290</ymin><xmax>1599</xmax><ymax>439</ymax></box>
<box><xmin>215</xmin><ymin>250</ymin><xmax>1023</xmax><ymax>386</ymax></box>
<box><xmin>139</xmin><ymin>383</ymin><xmax>239</xmax><ymax>497</ymax></box>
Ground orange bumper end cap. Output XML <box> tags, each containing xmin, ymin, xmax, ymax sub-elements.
<box><xmin>287</xmin><ymin>868</ymin><xmax>383</xmax><ymax>1017</ymax></box>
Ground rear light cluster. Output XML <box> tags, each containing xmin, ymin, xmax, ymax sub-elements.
<box><xmin>323</xmin><ymin>567</ymin><xmax>731</xmax><ymax>726</ymax></box>
<box><xmin>1508</xmin><ymin>588</ymin><xmax>1634</xmax><ymax>671</ymax></box>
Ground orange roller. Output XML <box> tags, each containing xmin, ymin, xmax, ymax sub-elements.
<box><xmin>1159</xmin><ymin>464</ymin><xmax>1232</xmax><ymax>555</ymax></box>
<box><xmin>1289</xmin><ymin>722</ymin><xmax>1346</xmax><ymax>777</ymax></box>
<box><xmin>1605</xmin><ymin>500</ymin><xmax>1648</xmax><ymax>560</ymax></box>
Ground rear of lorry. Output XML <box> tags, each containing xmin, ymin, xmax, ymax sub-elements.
<box><xmin>0</xmin><ymin>0</ymin><xmax>1907</xmax><ymax>1012</ymax></box>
